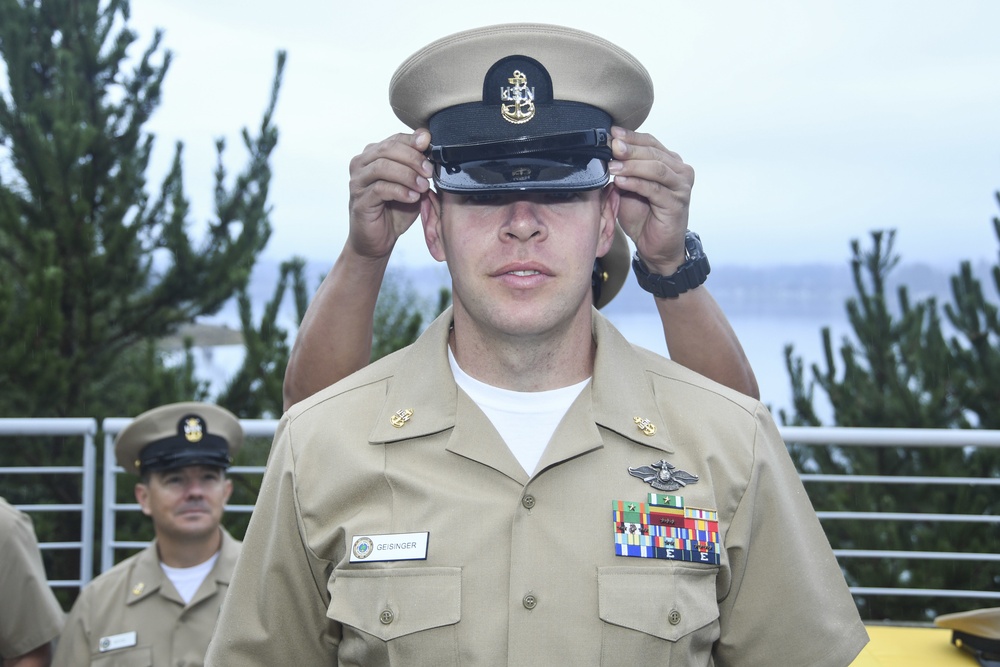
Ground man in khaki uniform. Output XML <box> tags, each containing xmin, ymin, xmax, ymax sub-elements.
<box><xmin>54</xmin><ymin>403</ymin><xmax>242</xmax><ymax>667</ymax></box>
<box><xmin>1</xmin><ymin>497</ymin><xmax>64</xmax><ymax>667</ymax></box>
<box><xmin>207</xmin><ymin>24</ymin><xmax>869</xmax><ymax>666</ymax></box>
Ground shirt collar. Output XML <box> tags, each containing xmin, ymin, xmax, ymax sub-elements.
<box><xmin>368</xmin><ymin>307</ymin><xmax>674</xmax><ymax>456</ymax></box>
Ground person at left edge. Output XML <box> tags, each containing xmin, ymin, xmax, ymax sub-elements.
<box><xmin>0</xmin><ymin>497</ymin><xmax>65</xmax><ymax>667</ymax></box>
<box><xmin>52</xmin><ymin>402</ymin><xmax>242</xmax><ymax>667</ymax></box>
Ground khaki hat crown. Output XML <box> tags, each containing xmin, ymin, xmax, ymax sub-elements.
<box><xmin>389</xmin><ymin>23</ymin><xmax>654</xmax><ymax>132</ymax></box>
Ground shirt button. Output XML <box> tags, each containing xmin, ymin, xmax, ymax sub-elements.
<box><xmin>521</xmin><ymin>494</ymin><xmax>535</xmax><ymax>509</ymax></box>
<box><xmin>380</xmin><ymin>609</ymin><xmax>394</xmax><ymax>625</ymax></box>
<box><xmin>668</xmin><ymin>609</ymin><xmax>682</xmax><ymax>625</ymax></box>
<box><xmin>523</xmin><ymin>594</ymin><xmax>537</xmax><ymax>610</ymax></box>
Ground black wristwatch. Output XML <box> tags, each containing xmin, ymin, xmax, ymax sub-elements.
<box><xmin>631</xmin><ymin>230</ymin><xmax>711</xmax><ymax>298</ymax></box>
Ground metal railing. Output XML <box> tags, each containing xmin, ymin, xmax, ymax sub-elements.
<box><xmin>782</xmin><ymin>426</ymin><xmax>1000</xmax><ymax>602</ymax></box>
<box><xmin>0</xmin><ymin>418</ymin><xmax>98</xmax><ymax>589</ymax></box>
<box><xmin>2</xmin><ymin>420</ymin><xmax>998</xmax><ymax>605</ymax></box>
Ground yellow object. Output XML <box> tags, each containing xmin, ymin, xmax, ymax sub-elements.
<box><xmin>850</xmin><ymin>625</ymin><xmax>979</xmax><ymax>666</ymax></box>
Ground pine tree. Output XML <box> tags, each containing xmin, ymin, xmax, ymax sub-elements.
<box><xmin>0</xmin><ymin>0</ymin><xmax>285</xmax><ymax>420</ymax></box>
<box><xmin>943</xmin><ymin>210</ymin><xmax>1000</xmax><ymax>429</ymax></box>
<box><xmin>782</xmin><ymin>223</ymin><xmax>1000</xmax><ymax>622</ymax></box>
<box><xmin>371</xmin><ymin>270</ymin><xmax>451</xmax><ymax>363</ymax></box>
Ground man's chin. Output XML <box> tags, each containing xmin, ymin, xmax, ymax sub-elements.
<box><xmin>173</xmin><ymin>515</ymin><xmax>218</xmax><ymax>534</ymax></box>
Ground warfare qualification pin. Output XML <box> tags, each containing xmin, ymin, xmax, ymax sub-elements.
<box><xmin>629</xmin><ymin>459</ymin><xmax>699</xmax><ymax>492</ymax></box>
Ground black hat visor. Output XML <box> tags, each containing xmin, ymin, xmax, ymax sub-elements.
<box><xmin>428</xmin><ymin>128</ymin><xmax>612</xmax><ymax>194</ymax></box>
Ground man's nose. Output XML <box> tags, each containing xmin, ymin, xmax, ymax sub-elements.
<box><xmin>183</xmin><ymin>477</ymin><xmax>207</xmax><ymax>497</ymax></box>
<box><xmin>502</xmin><ymin>199</ymin><xmax>547</xmax><ymax>241</ymax></box>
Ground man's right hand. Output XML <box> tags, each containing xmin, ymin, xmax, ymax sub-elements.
<box><xmin>346</xmin><ymin>129</ymin><xmax>434</xmax><ymax>260</ymax></box>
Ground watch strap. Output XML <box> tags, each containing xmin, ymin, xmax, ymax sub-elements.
<box><xmin>631</xmin><ymin>231</ymin><xmax>711</xmax><ymax>298</ymax></box>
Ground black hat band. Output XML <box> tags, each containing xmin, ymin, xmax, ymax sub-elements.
<box><xmin>137</xmin><ymin>414</ymin><xmax>232</xmax><ymax>473</ymax></box>
<box><xmin>428</xmin><ymin>128</ymin><xmax>611</xmax><ymax>164</ymax></box>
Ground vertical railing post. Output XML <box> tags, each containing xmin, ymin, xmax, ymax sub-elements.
<box><xmin>80</xmin><ymin>428</ymin><xmax>96</xmax><ymax>585</ymax></box>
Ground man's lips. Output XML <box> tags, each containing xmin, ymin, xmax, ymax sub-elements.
<box><xmin>493</xmin><ymin>264</ymin><xmax>552</xmax><ymax>290</ymax></box>
<box><xmin>493</xmin><ymin>262</ymin><xmax>551</xmax><ymax>279</ymax></box>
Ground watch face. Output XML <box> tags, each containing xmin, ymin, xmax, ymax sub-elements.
<box><xmin>684</xmin><ymin>230</ymin><xmax>704</xmax><ymax>260</ymax></box>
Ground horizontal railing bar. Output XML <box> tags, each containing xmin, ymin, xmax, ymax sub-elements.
<box><xmin>110</xmin><ymin>503</ymin><xmax>254</xmax><ymax>516</ymax></box>
<box><xmin>781</xmin><ymin>426</ymin><xmax>1000</xmax><ymax>448</ymax></box>
<box><xmin>0</xmin><ymin>466</ymin><xmax>85</xmax><ymax>474</ymax></box>
<box><xmin>92</xmin><ymin>424</ymin><xmax>1000</xmax><ymax>447</ymax></box>
<box><xmin>850</xmin><ymin>587</ymin><xmax>1000</xmax><ymax>600</ymax></box>
<box><xmin>104</xmin><ymin>465</ymin><xmax>265</xmax><ymax>475</ymax></box>
<box><xmin>802</xmin><ymin>474</ymin><xmax>1000</xmax><ymax>485</ymax></box>
<box><xmin>834</xmin><ymin>549</ymin><xmax>1000</xmax><ymax>561</ymax></box>
<box><xmin>229</xmin><ymin>466</ymin><xmax>266</xmax><ymax>474</ymax></box>
<box><xmin>38</xmin><ymin>542</ymin><xmax>83</xmax><ymax>550</ymax></box>
<box><xmin>49</xmin><ymin>580</ymin><xmax>85</xmax><ymax>588</ymax></box>
<box><xmin>0</xmin><ymin>418</ymin><xmax>97</xmax><ymax>436</ymax></box>
<box><xmin>818</xmin><ymin>511</ymin><xmax>998</xmax><ymax>522</ymax></box>
<box><xmin>110</xmin><ymin>541</ymin><xmax>149</xmax><ymax>549</ymax></box>
<box><xmin>237</xmin><ymin>419</ymin><xmax>281</xmax><ymax>438</ymax></box>
<box><xmin>14</xmin><ymin>504</ymin><xmax>83</xmax><ymax>512</ymax></box>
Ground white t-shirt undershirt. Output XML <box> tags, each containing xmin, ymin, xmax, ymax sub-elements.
<box><xmin>448</xmin><ymin>347</ymin><xmax>589</xmax><ymax>476</ymax></box>
<box><xmin>160</xmin><ymin>551</ymin><xmax>219</xmax><ymax>605</ymax></box>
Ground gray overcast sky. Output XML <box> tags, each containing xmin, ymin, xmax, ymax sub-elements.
<box><xmin>125</xmin><ymin>0</ymin><xmax>1000</xmax><ymax>271</ymax></box>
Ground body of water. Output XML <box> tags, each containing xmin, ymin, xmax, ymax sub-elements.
<box><xmin>606</xmin><ymin>311</ymin><xmax>848</xmax><ymax>423</ymax></box>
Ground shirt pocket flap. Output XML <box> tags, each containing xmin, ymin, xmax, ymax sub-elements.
<box><xmin>91</xmin><ymin>647</ymin><xmax>152</xmax><ymax>667</ymax></box>
<box><xmin>328</xmin><ymin>567</ymin><xmax>461</xmax><ymax>641</ymax></box>
<box><xmin>598</xmin><ymin>565</ymin><xmax>719</xmax><ymax>641</ymax></box>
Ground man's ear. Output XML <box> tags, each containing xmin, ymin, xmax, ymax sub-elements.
<box><xmin>420</xmin><ymin>189</ymin><xmax>447</xmax><ymax>262</ymax></box>
<box><xmin>597</xmin><ymin>184</ymin><xmax>621</xmax><ymax>257</ymax></box>
<box><xmin>135</xmin><ymin>482</ymin><xmax>152</xmax><ymax>517</ymax></box>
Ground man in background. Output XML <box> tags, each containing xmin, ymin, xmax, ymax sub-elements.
<box><xmin>54</xmin><ymin>402</ymin><xmax>242</xmax><ymax>666</ymax></box>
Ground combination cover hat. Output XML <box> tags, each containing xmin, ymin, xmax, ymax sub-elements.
<box><xmin>115</xmin><ymin>402</ymin><xmax>244</xmax><ymax>475</ymax></box>
<box><xmin>390</xmin><ymin>23</ymin><xmax>654</xmax><ymax>194</ymax></box>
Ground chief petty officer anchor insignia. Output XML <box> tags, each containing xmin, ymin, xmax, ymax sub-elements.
<box><xmin>614</xmin><ymin>455</ymin><xmax>721</xmax><ymax>564</ymax></box>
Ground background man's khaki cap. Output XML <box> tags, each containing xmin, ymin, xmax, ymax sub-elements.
<box><xmin>115</xmin><ymin>402</ymin><xmax>243</xmax><ymax>475</ymax></box>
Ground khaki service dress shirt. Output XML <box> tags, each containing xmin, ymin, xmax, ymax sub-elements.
<box><xmin>0</xmin><ymin>497</ymin><xmax>65</xmax><ymax>659</ymax></box>
<box><xmin>207</xmin><ymin>309</ymin><xmax>869</xmax><ymax>666</ymax></box>
<box><xmin>54</xmin><ymin>528</ymin><xmax>240</xmax><ymax>667</ymax></box>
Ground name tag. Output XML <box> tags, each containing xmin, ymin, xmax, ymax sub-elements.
<box><xmin>350</xmin><ymin>532</ymin><xmax>429</xmax><ymax>562</ymax></box>
<box><xmin>99</xmin><ymin>631</ymin><xmax>137</xmax><ymax>652</ymax></box>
